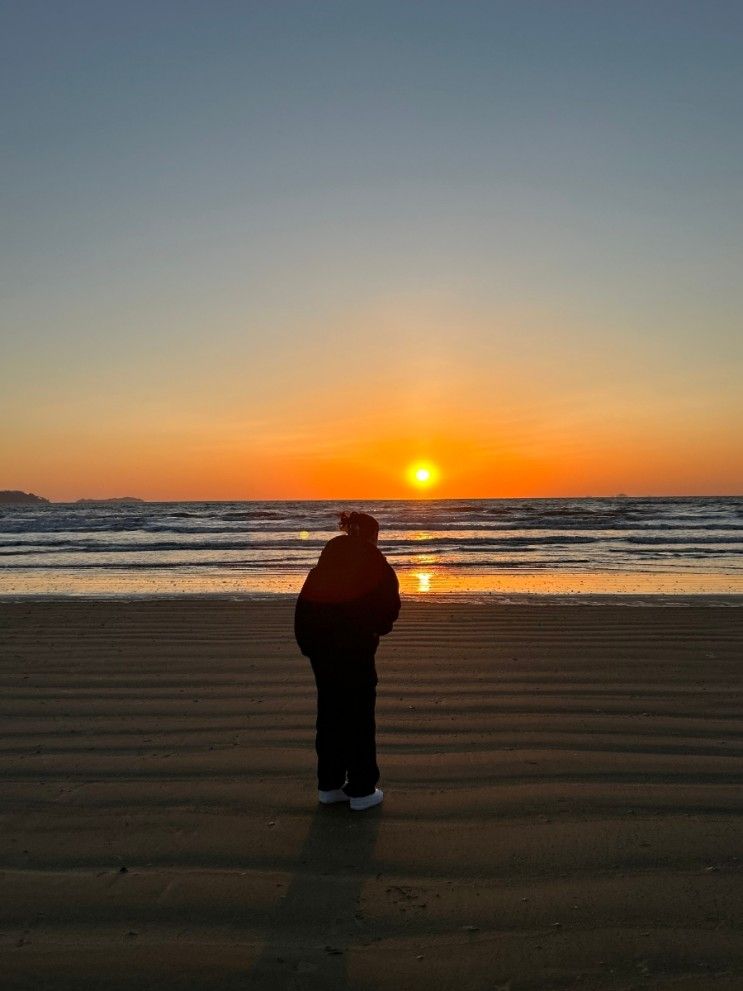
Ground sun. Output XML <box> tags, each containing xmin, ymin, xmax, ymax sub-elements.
<box><xmin>406</xmin><ymin>461</ymin><xmax>440</xmax><ymax>490</ymax></box>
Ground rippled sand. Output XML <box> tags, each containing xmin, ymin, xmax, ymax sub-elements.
<box><xmin>2</xmin><ymin>600</ymin><xmax>742</xmax><ymax>990</ymax></box>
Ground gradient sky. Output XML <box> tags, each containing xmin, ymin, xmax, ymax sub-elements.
<box><xmin>2</xmin><ymin>0</ymin><xmax>742</xmax><ymax>500</ymax></box>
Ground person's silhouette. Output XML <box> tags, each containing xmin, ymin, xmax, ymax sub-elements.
<box><xmin>294</xmin><ymin>511</ymin><xmax>400</xmax><ymax>810</ymax></box>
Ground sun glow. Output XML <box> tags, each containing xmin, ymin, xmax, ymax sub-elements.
<box><xmin>407</xmin><ymin>461</ymin><xmax>440</xmax><ymax>490</ymax></box>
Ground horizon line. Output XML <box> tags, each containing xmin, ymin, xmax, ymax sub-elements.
<box><xmin>9</xmin><ymin>493</ymin><xmax>743</xmax><ymax>504</ymax></box>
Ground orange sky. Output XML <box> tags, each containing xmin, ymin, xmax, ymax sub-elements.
<box><xmin>6</xmin><ymin>350</ymin><xmax>741</xmax><ymax>501</ymax></box>
<box><xmin>4</xmin><ymin>290</ymin><xmax>742</xmax><ymax>501</ymax></box>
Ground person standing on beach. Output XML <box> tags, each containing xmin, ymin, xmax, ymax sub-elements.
<box><xmin>294</xmin><ymin>511</ymin><xmax>400</xmax><ymax>811</ymax></box>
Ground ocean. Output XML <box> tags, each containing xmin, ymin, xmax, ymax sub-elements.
<box><xmin>1</xmin><ymin>497</ymin><xmax>742</xmax><ymax>600</ymax></box>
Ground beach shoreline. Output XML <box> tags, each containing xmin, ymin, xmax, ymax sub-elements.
<box><xmin>2</xmin><ymin>591</ymin><xmax>743</xmax><ymax>607</ymax></box>
<box><xmin>2</xmin><ymin>599</ymin><xmax>742</xmax><ymax>989</ymax></box>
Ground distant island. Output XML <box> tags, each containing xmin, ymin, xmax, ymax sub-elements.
<box><xmin>75</xmin><ymin>497</ymin><xmax>145</xmax><ymax>504</ymax></box>
<box><xmin>0</xmin><ymin>490</ymin><xmax>50</xmax><ymax>504</ymax></box>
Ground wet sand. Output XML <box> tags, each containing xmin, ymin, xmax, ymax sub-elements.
<box><xmin>1</xmin><ymin>599</ymin><xmax>742</xmax><ymax>990</ymax></box>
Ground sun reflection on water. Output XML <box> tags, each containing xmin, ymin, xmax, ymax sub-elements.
<box><xmin>414</xmin><ymin>571</ymin><xmax>432</xmax><ymax>593</ymax></box>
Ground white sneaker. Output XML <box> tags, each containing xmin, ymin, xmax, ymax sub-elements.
<box><xmin>350</xmin><ymin>788</ymin><xmax>384</xmax><ymax>811</ymax></box>
<box><xmin>318</xmin><ymin>788</ymin><xmax>349</xmax><ymax>804</ymax></box>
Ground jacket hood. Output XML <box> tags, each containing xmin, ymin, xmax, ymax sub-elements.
<box><xmin>304</xmin><ymin>534</ymin><xmax>388</xmax><ymax>604</ymax></box>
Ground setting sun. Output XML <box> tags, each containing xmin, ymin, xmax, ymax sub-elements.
<box><xmin>407</xmin><ymin>462</ymin><xmax>440</xmax><ymax>490</ymax></box>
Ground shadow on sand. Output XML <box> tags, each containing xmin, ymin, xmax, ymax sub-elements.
<box><xmin>248</xmin><ymin>801</ymin><xmax>382</xmax><ymax>990</ymax></box>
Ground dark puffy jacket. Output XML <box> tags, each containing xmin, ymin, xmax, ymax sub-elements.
<box><xmin>294</xmin><ymin>534</ymin><xmax>400</xmax><ymax>657</ymax></box>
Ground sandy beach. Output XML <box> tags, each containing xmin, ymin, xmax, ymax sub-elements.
<box><xmin>1</xmin><ymin>599</ymin><xmax>742</xmax><ymax>990</ymax></box>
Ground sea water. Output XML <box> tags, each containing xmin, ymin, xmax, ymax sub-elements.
<box><xmin>1</xmin><ymin>497</ymin><xmax>741</xmax><ymax>600</ymax></box>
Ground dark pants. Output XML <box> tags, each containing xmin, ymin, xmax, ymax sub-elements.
<box><xmin>310</xmin><ymin>652</ymin><xmax>379</xmax><ymax>798</ymax></box>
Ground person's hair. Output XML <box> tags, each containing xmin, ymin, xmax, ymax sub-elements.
<box><xmin>338</xmin><ymin>511</ymin><xmax>379</xmax><ymax>540</ymax></box>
